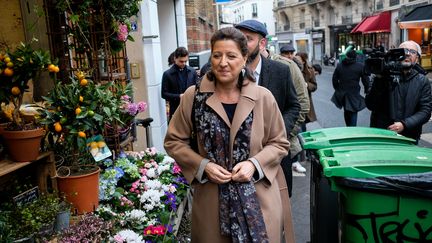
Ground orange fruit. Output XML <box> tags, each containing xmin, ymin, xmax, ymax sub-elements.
<box><xmin>79</xmin><ymin>96</ymin><xmax>84</xmax><ymax>102</ymax></box>
<box><xmin>80</xmin><ymin>79</ymin><xmax>88</xmax><ymax>86</ymax></box>
<box><xmin>78</xmin><ymin>131</ymin><xmax>86</xmax><ymax>138</ymax></box>
<box><xmin>76</xmin><ymin>71</ymin><xmax>85</xmax><ymax>80</ymax></box>
<box><xmin>90</xmin><ymin>141</ymin><xmax>98</xmax><ymax>149</ymax></box>
<box><xmin>4</xmin><ymin>57</ymin><xmax>11</xmax><ymax>63</ymax></box>
<box><xmin>3</xmin><ymin>68</ymin><xmax>13</xmax><ymax>76</ymax></box>
<box><xmin>54</xmin><ymin>122</ymin><xmax>62</xmax><ymax>132</ymax></box>
<box><xmin>53</xmin><ymin>66</ymin><xmax>60</xmax><ymax>73</ymax></box>
<box><xmin>75</xmin><ymin>107</ymin><xmax>82</xmax><ymax>115</ymax></box>
<box><xmin>11</xmin><ymin>87</ymin><xmax>20</xmax><ymax>96</ymax></box>
<box><xmin>97</xmin><ymin>141</ymin><xmax>106</xmax><ymax>148</ymax></box>
<box><xmin>6</xmin><ymin>62</ymin><xmax>13</xmax><ymax>68</ymax></box>
<box><xmin>48</xmin><ymin>64</ymin><xmax>56</xmax><ymax>72</ymax></box>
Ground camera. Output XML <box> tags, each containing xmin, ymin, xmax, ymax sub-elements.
<box><xmin>364</xmin><ymin>48</ymin><xmax>408</xmax><ymax>75</ymax></box>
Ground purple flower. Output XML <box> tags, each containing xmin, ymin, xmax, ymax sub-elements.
<box><xmin>119</xmin><ymin>151</ymin><xmax>127</xmax><ymax>158</ymax></box>
<box><xmin>121</xmin><ymin>95</ymin><xmax>130</xmax><ymax>101</ymax></box>
<box><xmin>164</xmin><ymin>192</ymin><xmax>177</xmax><ymax>211</ymax></box>
<box><xmin>114</xmin><ymin>167</ymin><xmax>124</xmax><ymax>179</ymax></box>
<box><xmin>127</xmin><ymin>103</ymin><xmax>138</xmax><ymax>116</ymax></box>
<box><xmin>117</xmin><ymin>23</ymin><xmax>129</xmax><ymax>42</ymax></box>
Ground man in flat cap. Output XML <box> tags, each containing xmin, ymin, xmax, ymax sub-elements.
<box><xmin>236</xmin><ymin>19</ymin><xmax>299</xmax><ymax>243</ymax></box>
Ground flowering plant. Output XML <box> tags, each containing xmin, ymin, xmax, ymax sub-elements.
<box><xmin>119</xmin><ymin>94</ymin><xmax>147</xmax><ymax>126</ymax></box>
<box><xmin>0</xmin><ymin>39</ymin><xmax>58</xmax><ymax>130</ymax></box>
<box><xmin>97</xmin><ymin>148</ymin><xmax>189</xmax><ymax>242</ymax></box>
<box><xmin>58</xmin><ymin>213</ymin><xmax>113</xmax><ymax>242</ymax></box>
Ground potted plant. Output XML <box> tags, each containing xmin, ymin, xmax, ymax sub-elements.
<box><xmin>5</xmin><ymin>193</ymin><xmax>62</xmax><ymax>241</ymax></box>
<box><xmin>0</xmin><ymin>39</ymin><xmax>58</xmax><ymax>161</ymax></box>
<box><xmin>39</xmin><ymin>71</ymin><xmax>121</xmax><ymax>214</ymax></box>
<box><xmin>57</xmin><ymin>213</ymin><xmax>113</xmax><ymax>242</ymax></box>
<box><xmin>104</xmin><ymin>82</ymin><xmax>147</xmax><ymax>149</ymax></box>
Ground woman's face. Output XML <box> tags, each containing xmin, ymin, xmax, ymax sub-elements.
<box><xmin>211</xmin><ymin>39</ymin><xmax>247</xmax><ymax>84</ymax></box>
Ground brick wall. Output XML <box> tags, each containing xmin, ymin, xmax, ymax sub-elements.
<box><xmin>185</xmin><ymin>0</ymin><xmax>216</xmax><ymax>53</ymax></box>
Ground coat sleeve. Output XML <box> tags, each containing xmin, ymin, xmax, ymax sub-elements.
<box><xmin>252</xmin><ymin>93</ymin><xmax>290</xmax><ymax>186</ymax></box>
<box><xmin>402</xmin><ymin>76</ymin><xmax>432</xmax><ymax>129</ymax></box>
<box><xmin>282</xmin><ymin>67</ymin><xmax>300</xmax><ymax>136</ymax></box>
<box><xmin>161</xmin><ymin>71</ymin><xmax>180</xmax><ymax>102</ymax></box>
<box><xmin>164</xmin><ymin>86</ymin><xmax>205</xmax><ymax>184</ymax></box>
<box><xmin>332</xmin><ymin>65</ymin><xmax>340</xmax><ymax>90</ymax></box>
<box><xmin>306</xmin><ymin>66</ymin><xmax>317</xmax><ymax>93</ymax></box>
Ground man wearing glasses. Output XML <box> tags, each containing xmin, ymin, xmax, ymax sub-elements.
<box><xmin>366</xmin><ymin>40</ymin><xmax>432</xmax><ymax>143</ymax></box>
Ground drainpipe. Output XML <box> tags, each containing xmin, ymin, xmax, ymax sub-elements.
<box><xmin>173</xmin><ymin>0</ymin><xmax>179</xmax><ymax>47</ymax></box>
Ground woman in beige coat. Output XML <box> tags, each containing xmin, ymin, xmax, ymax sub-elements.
<box><xmin>164</xmin><ymin>27</ymin><xmax>294</xmax><ymax>243</ymax></box>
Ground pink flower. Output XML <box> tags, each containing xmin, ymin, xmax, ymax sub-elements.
<box><xmin>173</xmin><ymin>163</ymin><xmax>182</xmax><ymax>174</ymax></box>
<box><xmin>117</xmin><ymin>23</ymin><xmax>129</xmax><ymax>42</ymax></box>
<box><xmin>137</xmin><ymin>101</ymin><xmax>147</xmax><ymax>112</ymax></box>
<box><xmin>114</xmin><ymin>235</ymin><xmax>124</xmax><ymax>243</ymax></box>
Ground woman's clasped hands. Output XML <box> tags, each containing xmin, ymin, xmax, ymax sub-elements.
<box><xmin>204</xmin><ymin>161</ymin><xmax>256</xmax><ymax>184</ymax></box>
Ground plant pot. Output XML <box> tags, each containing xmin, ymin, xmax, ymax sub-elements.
<box><xmin>55</xmin><ymin>210</ymin><xmax>70</xmax><ymax>232</ymax></box>
<box><xmin>2</xmin><ymin>128</ymin><xmax>45</xmax><ymax>162</ymax></box>
<box><xmin>57</xmin><ymin>165</ymin><xmax>100</xmax><ymax>215</ymax></box>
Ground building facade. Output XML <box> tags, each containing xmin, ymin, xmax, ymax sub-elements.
<box><xmin>273</xmin><ymin>0</ymin><xmax>432</xmax><ymax>63</ymax></box>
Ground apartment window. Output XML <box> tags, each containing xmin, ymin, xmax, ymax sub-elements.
<box><xmin>389</xmin><ymin>0</ymin><xmax>399</xmax><ymax>6</ymax></box>
<box><xmin>376</xmin><ymin>1</ymin><xmax>384</xmax><ymax>10</ymax></box>
<box><xmin>252</xmin><ymin>3</ymin><xmax>258</xmax><ymax>18</ymax></box>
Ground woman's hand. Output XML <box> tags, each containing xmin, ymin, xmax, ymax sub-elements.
<box><xmin>204</xmin><ymin>163</ymin><xmax>232</xmax><ymax>184</ymax></box>
<box><xmin>231</xmin><ymin>161</ymin><xmax>255</xmax><ymax>182</ymax></box>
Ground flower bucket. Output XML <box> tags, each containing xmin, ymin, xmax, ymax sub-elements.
<box><xmin>55</xmin><ymin>210</ymin><xmax>70</xmax><ymax>232</ymax></box>
<box><xmin>57</xmin><ymin>165</ymin><xmax>100</xmax><ymax>215</ymax></box>
<box><xmin>2</xmin><ymin>128</ymin><xmax>45</xmax><ymax>162</ymax></box>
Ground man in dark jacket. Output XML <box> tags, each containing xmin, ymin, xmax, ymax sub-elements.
<box><xmin>366</xmin><ymin>40</ymin><xmax>432</xmax><ymax>142</ymax></box>
<box><xmin>331</xmin><ymin>49</ymin><xmax>369</xmax><ymax>126</ymax></box>
<box><xmin>161</xmin><ymin>47</ymin><xmax>198</xmax><ymax>121</ymax></box>
<box><xmin>235</xmin><ymin>19</ymin><xmax>300</xmax><ymax>196</ymax></box>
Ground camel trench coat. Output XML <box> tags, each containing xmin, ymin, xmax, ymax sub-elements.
<box><xmin>164</xmin><ymin>77</ymin><xmax>295</xmax><ymax>243</ymax></box>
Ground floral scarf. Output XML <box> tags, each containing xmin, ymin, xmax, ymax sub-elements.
<box><xmin>193</xmin><ymin>88</ymin><xmax>269</xmax><ymax>243</ymax></box>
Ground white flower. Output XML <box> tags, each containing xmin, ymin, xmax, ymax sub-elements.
<box><xmin>114</xmin><ymin>229</ymin><xmax>144</xmax><ymax>243</ymax></box>
<box><xmin>162</xmin><ymin>155</ymin><xmax>175</xmax><ymax>163</ymax></box>
<box><xmin>146</xmin><ymin>168</ymin><xmax>157</xmax><ymax>178</ymax></box>
<box><xmin>145</xmin><ymin>179</ymin><xmax>162</xmax><ymax>189</ymax></box>
<box><xmin>125</xmin><ymin>209</ymin><xmax>147</xmax><ymax>223</ymax></box>
<box><xmin>157</xmin><ymin>164</ymin><xmax>170</xmax><ymax>174</ymax></box>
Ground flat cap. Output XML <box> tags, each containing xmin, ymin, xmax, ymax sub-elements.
<box><xmin>235</xmin><ymin>20</ymin><xmax>268</xmax><ymax>38</ymax></box>
<box><xmin>280</xmin><ymin>45</ymin><xmax>296</xmax><ymax>53</ymax></box>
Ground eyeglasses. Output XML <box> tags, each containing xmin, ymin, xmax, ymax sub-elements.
<box><xmin>405</xmin><ymin>49</ymin><xmax>418</xmax><ymax>56</ymax></box>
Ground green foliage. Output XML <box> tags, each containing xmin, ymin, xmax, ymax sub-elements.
<box><xmin>0</xmin><ymin>39</ymin><xmax>56</xmax><ymax>129</ymax></box>
<box><xmin>39</xmin><ymin>76</ymin><xmax>121</xmax><ymax>166</ymax></box>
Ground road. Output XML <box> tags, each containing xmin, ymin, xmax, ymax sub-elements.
<box><xmin>290</xmin><ymin>64</ymin><xmax>432</xmax><ymax>243</ymax></box>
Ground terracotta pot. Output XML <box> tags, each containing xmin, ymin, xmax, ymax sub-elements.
<box><xmin>2</xmin><ymin>128</ymin><xmax>45</xmax><ymax>162</ymax></box>
<box><xmin>57</xmin><ymin>165</ymin><xmax>100</xmax><ymax>215</ymax></box>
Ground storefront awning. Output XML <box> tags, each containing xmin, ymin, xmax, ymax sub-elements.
<box><xmin>351</xmin><ymin>11</ymin><xmax>391</xmax><ymax>34</ymax></box>
<box><xmin>399</xmin><ymin>4</ymin><xmax>432</xmax><ymax>29</ymax></box>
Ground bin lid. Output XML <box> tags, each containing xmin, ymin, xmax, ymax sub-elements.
<box><xmin>318</xmin><ymin>145</ymin><xmax>432</xmax><ymax>178</ymax></box>
<box><xmin>299</xmin><ymin>127</ymin><xmax>415</xmax><ymax>150</ymax></box>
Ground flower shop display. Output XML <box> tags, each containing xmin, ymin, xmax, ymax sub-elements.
<box><xmin>0</xmin><ymin>39</ymin><xmax>58</xmax><ymax>161</ymax></box>
<box><xmin>96</xmin><ymin>148</ymin><xmax>189</xmax><ymax>242</ymax></box>
<box><xmin>39</xmin><ymin>71</ymin><xmax>121</xmax><ymax>214</ymax></box>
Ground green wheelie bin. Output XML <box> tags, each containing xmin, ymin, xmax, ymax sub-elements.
<box><xmin>298</xmin><ymin>127</ymin><xmax>416</xmax><ymax>243</ymax></box>
<box><xmin>318</xmin><ymin>145</ymin><xmax>432</xmax><ymax>243</ymax></box>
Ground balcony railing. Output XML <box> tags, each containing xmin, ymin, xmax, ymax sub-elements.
<box><xmin>341</xmin><ymin>15</ymin><xmax>353</xmax><ymax>24</ymax></box>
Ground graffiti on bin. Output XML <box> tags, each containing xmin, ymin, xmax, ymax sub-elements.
<box><xmin>347</xmin><ymin>210</ymin><xmax>431</xmax><ymax>242</ymax></box>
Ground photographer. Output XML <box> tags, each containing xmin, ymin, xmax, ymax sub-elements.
<box><xmin>365</xmin><ymin>40</ymin><xmax>432</xmax><ymax>143</ymax></box>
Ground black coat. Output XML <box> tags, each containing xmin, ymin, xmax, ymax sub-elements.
<box><xmin>365</xmin><ymin>69</ymin><xmax>432</xmax><ymax>140</ymax></box>
<box><xmin>161</xmin><ymin>65</ymin><xmax>198</xmax><ymax>119</ymax></box>
<box><xmin>259</xmin><ymin>56</ymin><xmax>300</xmax><ymax>134</ymax></box>
<box><xmin>331</xmin><ymin>58</ymin><xmax>369</xmax><ymax>112</ymax></box>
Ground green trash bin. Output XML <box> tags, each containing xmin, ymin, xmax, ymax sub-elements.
<box><xmin>319</xmin><ymin>145</ymin><xmax>432</xmax><ymax>243</ymax></box>
<box><xmin>298</xmin><ymin>127</ymin><xmax>416</xmax><ymax>243</ymax></box>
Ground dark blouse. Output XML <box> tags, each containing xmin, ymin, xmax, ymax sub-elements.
<box><xmin>222</xmin><ymin>103</ymin><xmax>237</xmax><ymax>123</ymax></box>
